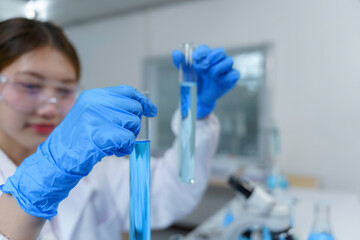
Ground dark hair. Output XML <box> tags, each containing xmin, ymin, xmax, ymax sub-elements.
<box><xmin>0</xmin><ymin>17</ymin><xmax>80</xmax><ymax>79</ymax></box>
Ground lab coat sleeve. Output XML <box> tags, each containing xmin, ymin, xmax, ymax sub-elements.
<box><xmin>149</xmin><ymin>110</ymin><xmax>220</xmax><ymax>229</ymax></box>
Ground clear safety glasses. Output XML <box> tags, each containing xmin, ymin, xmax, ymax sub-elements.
<box><xmin>0</xmin><ymin>73</ymin><xmax>79</xmax><ymax>115</ymax></box>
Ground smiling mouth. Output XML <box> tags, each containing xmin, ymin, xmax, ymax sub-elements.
<box><xmin>29</xmin><ymin>124</ymin><xmax>56</xmax><ymax>134</ymax></box>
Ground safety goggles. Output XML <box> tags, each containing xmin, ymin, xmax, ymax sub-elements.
<box><xmin>0</xmin><ymin>73</ymin><xmax>79</xmax><ymax>115</ymax></box>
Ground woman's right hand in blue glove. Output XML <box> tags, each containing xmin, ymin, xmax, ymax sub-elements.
<box><xmin>172</xmin><ymin>44</ymin><xmax>240</xmax><ymax>119</ymax></box>
<box><xmin>0</xmin><ymin>85</ymin><xmax>157</xmax><ymax>220</ymax></box>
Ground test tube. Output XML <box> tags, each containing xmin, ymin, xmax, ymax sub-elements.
<box><xmin>130</xmin><ymin>92</ymin><xmax>151</xmax><ymax>240</ymax></box>
<box><xmin>179</xmin><ymin>42</ymin><xmax>197</xmax><ymax>184</ymax></box>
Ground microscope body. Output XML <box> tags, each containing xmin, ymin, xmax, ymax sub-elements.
<box><xmin>222</xmin><ymin>176</ymin><xmax>295</xmax><ymax>240</ymax></box>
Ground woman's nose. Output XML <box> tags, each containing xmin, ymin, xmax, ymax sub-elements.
<box><xmin>36</xmin><ymin>98</ymin><xmax>61</xmax><ymax>118</ymax></box>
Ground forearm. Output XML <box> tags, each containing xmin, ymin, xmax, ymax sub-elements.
<box><xmin>0</xmin><ymin>194</ymin><xmax>45</xmax><ymax>240</ymax></box>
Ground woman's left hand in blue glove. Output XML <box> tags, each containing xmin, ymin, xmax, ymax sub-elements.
<box><xmin>0</xmin><ymin>86</ymin><xmax>157</xmax><ymax>220</ymax></box>
<box><xmin>172</xmin><ymin>44</ymin><xmax>240</xmax><ymax>119</ymax></box>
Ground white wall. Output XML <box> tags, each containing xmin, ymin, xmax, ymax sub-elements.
<box><xmin>66</xmin><ymin>0</ymin><xmax>360</xmax><ymax>192</ymax></box>
<box><xmin>0</xmin><ymin>0</ymin><xmax>25</xmax><ymax>20</ymax></box>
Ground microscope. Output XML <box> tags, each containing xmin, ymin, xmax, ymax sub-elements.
<box><xmin>221</xmin><ymin>176</ymin><xmax>296</xmax><ymax>240</ymax></box>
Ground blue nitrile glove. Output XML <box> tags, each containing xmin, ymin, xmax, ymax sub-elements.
<box><xmin>0</xmin><ymin>86</ymin><xmax>157</xmax><ymax>220</ymax></box>
<box><xmin>173</xmin><ymin>44</ymin><xmax>240</xmax><ymax>119</ymax></box>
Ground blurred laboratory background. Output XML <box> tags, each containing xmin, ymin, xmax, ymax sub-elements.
<box><xmin>1</xmin><ymin>0</ymin><xmax>360</xmax><ymax>239</ymax></box>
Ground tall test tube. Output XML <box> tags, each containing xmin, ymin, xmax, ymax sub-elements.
<box><xmin>130</xmin><ymin>92</ymin><xmax>151</xmax><ymax>240</ymax></box>
<box><xmin>179</xmin><ymin>43</ymin><xmax>197</xmax><ymax>184</ymax></box>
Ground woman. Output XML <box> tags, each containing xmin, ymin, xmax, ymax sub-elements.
<box><xmin>0</xmin><ymin>18</ymin><xmax>239</xmax><ymax>240</ymax></box>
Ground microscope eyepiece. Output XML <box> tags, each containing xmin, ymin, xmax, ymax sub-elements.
<box><xmin>228</xmin><ymin>175</ymin><xmax>254</xmax><ymax>199</ymax></box>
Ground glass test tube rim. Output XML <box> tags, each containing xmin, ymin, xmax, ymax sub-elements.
<box><xmin>137</xmin><ymin>91</ymin><xmax>150</xmax><ymax>141</ymax></box>
<box><xmin>179</xmin><ymin>42</ymin><xmax>196</xmax><ymax>84</ymax></box>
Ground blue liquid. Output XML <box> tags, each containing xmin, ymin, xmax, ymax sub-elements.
<box><xmin>308</xmin><ymin>232</ymin><xmax>335</xmax><ymax>240</ymax></box>
<box><xmin>179</xmin><ymin>82</ymin><xmax>197</xmax><ymax>184</ymax></box>
<box><xmin>130</xmin><ymin>140</ymin><xmax>151</xmax><ymax>240</ymax></box>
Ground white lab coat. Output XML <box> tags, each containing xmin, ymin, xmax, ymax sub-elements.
<box><xmin>0</xmin><ymin>112</ymin><xmax>220</xmax><ymax>240</ymax></box>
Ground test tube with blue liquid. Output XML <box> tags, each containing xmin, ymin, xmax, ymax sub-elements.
<box><xmin>179</xmin><ymin>42</ymin><xmax>197</xmax><ymax>184</ymax></box>
<box><xmin>130</xmin><ymin>92</ymin><xmax>151</xmax><ymax>240</ymax></box>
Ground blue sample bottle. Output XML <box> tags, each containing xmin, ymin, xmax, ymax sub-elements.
<box><xmin>308</xmin><ymin>202</ymin><xmax>335</xmax><ymax>240</ymax></box>
<box><xmin>308</xmin><ymin>233</ymin><xmax>334</xmax><ymax>240</ymax></box>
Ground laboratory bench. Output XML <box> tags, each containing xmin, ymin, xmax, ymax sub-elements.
<box><xmin>183</xmin><ymin>187</ymin><xmax>360</xmax><ymax>240</ymax></box>
<box><xmin>124</xmin><ymin>184</ymin><xmax>360</xmax><ymax>240</ymax></box>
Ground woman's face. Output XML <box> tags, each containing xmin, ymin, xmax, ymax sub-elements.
<box><xmin>0</xmin><ymin>46</ymin><xmax>77</xmax><ymax>151</ymax></box>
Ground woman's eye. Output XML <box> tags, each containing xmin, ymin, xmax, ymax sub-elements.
<box><xmin>58</xmin><ymin>88</ymin><xmax>75</xmax><ymax>96</ymax></box>
<box><xmin>20</xmin><ymin>83</ymin><xmax>42</xmax><ymax>91</ymax></box>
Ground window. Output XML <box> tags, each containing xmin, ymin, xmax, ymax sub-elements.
<box><xmin>215</xmin><ymin>50</ymin><xmax>265</xmax><ymax>158</ymax></box>
<box><xmin>144</xmin><ymin>45</ymin><xmax>270</xmax><ymax>164</ymax></box>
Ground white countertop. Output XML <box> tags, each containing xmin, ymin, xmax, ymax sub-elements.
<box><xmin>289</xmin><ymin>187</ymin><xmax>360</xmax><ymax>239</ymax></box>
<box><xmin>186</xmin><ymin>187</ymin><xmax>360</xmax><ymax>240</ymax></box>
